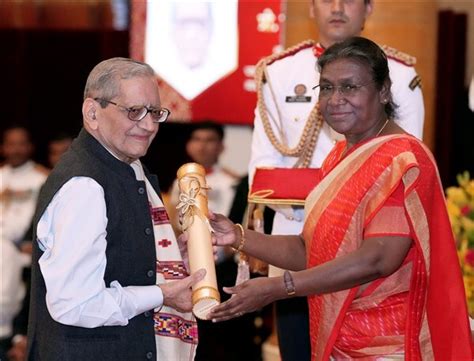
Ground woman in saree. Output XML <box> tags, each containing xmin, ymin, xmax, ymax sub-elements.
<box><xmin>207</xmin><ymin>37</ymin><xmax>472</xmax><ymax>359</ymax></box>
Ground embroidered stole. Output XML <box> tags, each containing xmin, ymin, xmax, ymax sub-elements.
<box><xmin>132</xmin><ymin>161</ymin><xmax>198</xmax><ymax>361</ymax></box>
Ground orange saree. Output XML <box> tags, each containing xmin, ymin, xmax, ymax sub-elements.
<box><xmin>302</xmin><ymin>134</ymin><xmax>472</xmax><ymax>360</ymax></box>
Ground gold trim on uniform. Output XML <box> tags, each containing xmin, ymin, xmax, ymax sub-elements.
<box><xmin>255</xmin><ymin>40</ymin><xmax>323</xmax><ymax>168</ymax></box>
<box><xmin>381</xmin><ymin>45</ymin><xmax>417</xmax><ymax>66</ymax></box>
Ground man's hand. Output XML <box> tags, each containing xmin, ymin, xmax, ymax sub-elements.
<box><xmin>160</xmin><ymin>269</ymin><xmax>206</xmax><ymax>312</ymax></box>
<box><xmin>7</xmin><ymin>335</ymin><xmax>27</xmax><ymax>361</ymax></box>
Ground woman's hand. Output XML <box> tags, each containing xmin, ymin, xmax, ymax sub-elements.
<box><xmin>209</xmin><ymin>211</ymin><xmax>240</xmax><ymax>248</ymax></box>
<box><xmin>208</xmin><ymin>277</ymin><xmax>282</xmax><ymax>322</ymax></box>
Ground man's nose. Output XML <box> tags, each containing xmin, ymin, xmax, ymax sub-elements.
<box><xmin>138</xmin><ymin>113</ymin><xmax>158</xmax><ymax>132</ymax></box>
<box><xmin>331</xmin><ymin>0</ymin><xmax>344</xmax><ymax>14</ymax></box>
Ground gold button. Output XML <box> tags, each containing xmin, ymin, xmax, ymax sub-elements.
<box><xmin>294</xmin><ymin>117</ymin><xmax>299</xmax><ymax>122</ymax></box>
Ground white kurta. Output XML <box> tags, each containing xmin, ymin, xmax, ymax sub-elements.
<box><xmin>37</xmin><ymin>176</ymin><xmax>164</xmax><ymax>328</ymax></box>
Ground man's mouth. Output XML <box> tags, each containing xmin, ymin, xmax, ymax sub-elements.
<box><xmin>329</xmin><ymin>18</ymin><xmax>346</xmax><ymax>25</ymax></box>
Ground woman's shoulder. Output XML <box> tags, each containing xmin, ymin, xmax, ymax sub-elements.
<box><xmin>380</xmin><ymin>133</ymin><xmax>428</xmax><ymax>151</ymax></box>
<box><xmin>379</xmin><ymin>134</ymin><xmax>437</xmax><ymax>168</ymax></box>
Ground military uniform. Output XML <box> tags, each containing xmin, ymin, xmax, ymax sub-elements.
<box><xmin>248</xmin><ymin>41</ymin><xmax>424</xmax><ymax>361</ymax></box>
<box><xmin>0</xmin><ymin>160</ymin><xmax>48</xmax><ymax>245</ymax></box>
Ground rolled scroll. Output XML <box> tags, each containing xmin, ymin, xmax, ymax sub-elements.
<box><xmin>176</xmin><ymin>163</ymin><xmax>220</xmax><ymax>319</ymax></box>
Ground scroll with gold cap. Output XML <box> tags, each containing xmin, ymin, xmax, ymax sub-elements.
<box><xmin>176</xmin><ymin>162</ymin><xmax>220</xmax><ymax>320</ymax></box>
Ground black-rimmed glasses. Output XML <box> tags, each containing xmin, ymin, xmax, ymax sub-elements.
<box><xmin>312</xmin><ymin>82</ymin><xmax>375</xmax><ymax>98</ymax></box>
<box><xmin>94</xmin><ymin>98</ymin><xmax>170</xmax><ymax>123</ymax></box>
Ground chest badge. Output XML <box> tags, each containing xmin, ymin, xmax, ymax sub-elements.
<box><xmin>286</xmin><ymin>84</ymin><xmax>312</xmax><ymax>103</ymax></box>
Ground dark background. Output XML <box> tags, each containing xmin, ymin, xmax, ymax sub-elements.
<box><xmin>1</xmin><ymin>29</ymin><xmax>200</xmax><ymax>192</ymax></box>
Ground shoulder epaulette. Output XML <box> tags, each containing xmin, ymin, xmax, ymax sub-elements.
<box><xmin>381</xmin><ymin>45</ymin><xmax>416</xmax><ymax>66</ymax></box>
<box><xmin>265</xmin><ymin>40</ymin><xmax>315</xmax><ymax>67</ymax></box>
<box><xmin>255</xmin><ymin>40</ymin><xmax>315</xmax><ymax>84</ymax></box>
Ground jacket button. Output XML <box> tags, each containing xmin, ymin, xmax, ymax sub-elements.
<box><xmin>146</xmin><ymin>351</ymin><xmax>153</xmax><ymax>359</ymax></box>
<box><xmin>138</xmin><ymin>187</ymin><xmax>145</xmax><ymax>194</ymax></box>
<box><xmin>144</xmin><ymin>311</ymin><xmax>151</xmax><ymax>317</ymax></box>
<box><xmin>147</xmin><ymin>270</ymin><xmax>154</xmax><ymax>278</ymax></box>
<box><xmin>145</xmin><ymin>228</ymin><xmax>152</xmax><ymax>235</ymax></box>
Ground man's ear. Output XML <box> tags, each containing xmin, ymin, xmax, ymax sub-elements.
<box><xmin>83</xmin><ymin>98</ymin><xmax>99</xmax><ymax>130</ymax></box>
<box><xmin>309</xmin><ymin>0</ymin><xmax>315</xmax><ymax>19</ymax></box>
<box><xmin>365</xmin><ymin>0</ymin><xmax>374</xmax><ymax>19</ymax></box>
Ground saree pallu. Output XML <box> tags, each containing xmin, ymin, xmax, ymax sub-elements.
<box><xmin>302</xmin><ymin>135</ymin><xmax>472</xmax><ymax>360</ymax></box>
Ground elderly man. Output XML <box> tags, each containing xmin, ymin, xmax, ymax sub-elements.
<box><xmin>27</xmin><ymin>57</ymin><xmax>205</xmax><ymax>361</ymax></box>
<box><xmin>249</xmin><ymin>1</ymin><xmax>424</xmax><ymax>360</ymax></box>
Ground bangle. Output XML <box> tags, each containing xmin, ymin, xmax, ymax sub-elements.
<box><xmin>231</xmin><ymin>223</ymin><xmax>246</xmax><ymax>252</ymax></box>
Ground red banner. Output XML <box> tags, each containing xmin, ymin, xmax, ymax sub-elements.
<box><xmin>130</xmin><ymin>0</ymin><xmax>284</xmax><ymax>125</ymax></box>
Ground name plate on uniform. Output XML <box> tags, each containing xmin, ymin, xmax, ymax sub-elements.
<box><xmin>285</xmin><ymin>96</ymin><xmax>312</xmax><ymax>103</ymax></box>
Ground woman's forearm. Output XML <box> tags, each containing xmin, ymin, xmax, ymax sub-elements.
<box><xmin>288</xmin><ymin>236</ymin><xmax>412</xmax><ymax>298</ymax></box>
<box><xmin>237</xmin><ymin>229</ymin><xmax>307</xmax><ymax>271</ymax></box>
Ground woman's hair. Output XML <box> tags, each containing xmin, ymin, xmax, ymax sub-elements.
<box><xmin>83</xmin><ymin>57</ymin><xmax>156</xmax><ymax>106</ymax></box>
<box><xmin>318</xmin><ymin>36</ymin><xmax>398</xmax><ymax>120</ymax></box>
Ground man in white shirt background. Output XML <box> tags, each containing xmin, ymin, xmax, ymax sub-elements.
<box><xmin>27</xmin><ymin>57</ymin><xmax>205</xmax><ymax>361</ymax></box>
<box><xmin>0</xmin><ymin>126</ymin><xmax>48</xmax><ymax>360</ymax></box>
<box><xmin>0</xmin><ymin>126</ymin><xmax>49</xmax><ymax>249</ymax></box>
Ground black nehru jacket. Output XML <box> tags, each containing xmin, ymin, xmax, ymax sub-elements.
<box><xmin>27</xmin><ymin>129</ymin><xmax>161</xmax><ymax>361</ymax></box>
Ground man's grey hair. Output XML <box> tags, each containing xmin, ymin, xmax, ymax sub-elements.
<box><xmin>83</xmin><ymin>57</ymin><xmax>156</xmax><ymax>105</ymax></box>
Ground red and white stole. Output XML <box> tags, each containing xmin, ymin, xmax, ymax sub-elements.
<box><xmin>132</xmin><ymin>161</ymin><xmax>198</xmax><ymax>361</ymax></box>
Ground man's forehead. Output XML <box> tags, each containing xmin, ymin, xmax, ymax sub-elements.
<box><xmin>191</xmin><ymin>129</ymin><xmax>221</xmax><ymax>140</ymax></box>
<box><xmin>4</xmin><ymin>128</ymin><xmax>31</xmax><ymax>142</ymax></box>
<box><xmin>313</xmin><ymin>0</ymin><xmax>369</xmax><ymax>7</ymax></box>
<box><xmin>116</xmin><ymin>77</ymin><xmax>160</xmax><ymax>102</ymax></box>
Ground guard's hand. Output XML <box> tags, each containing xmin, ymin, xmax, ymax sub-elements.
<box><xmin>160</xmin><ymin>268</ymin><xmax>206</xmax><ymax>313</ymax></box>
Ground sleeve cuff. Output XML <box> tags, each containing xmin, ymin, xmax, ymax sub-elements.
<box><xmin>111</xmin><ymin>281</ymin><xmax>164</xmax><ymax>316</ymax></box>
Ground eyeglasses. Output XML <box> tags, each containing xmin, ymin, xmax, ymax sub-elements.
<box><xmin>94</xmin><ymin>98</ymin><xmax>170</xmax><ymax>123</ymax></box>
<box><xmin>312</xmin><ymin>82</ymin><xmax>374</xmax><ymax>98</ymax></box>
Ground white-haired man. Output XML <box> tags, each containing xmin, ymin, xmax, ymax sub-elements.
<box><xmin>27</xmin><ymin>57</ymin><xmax>205</xmax><ymax>361</ymax></box>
